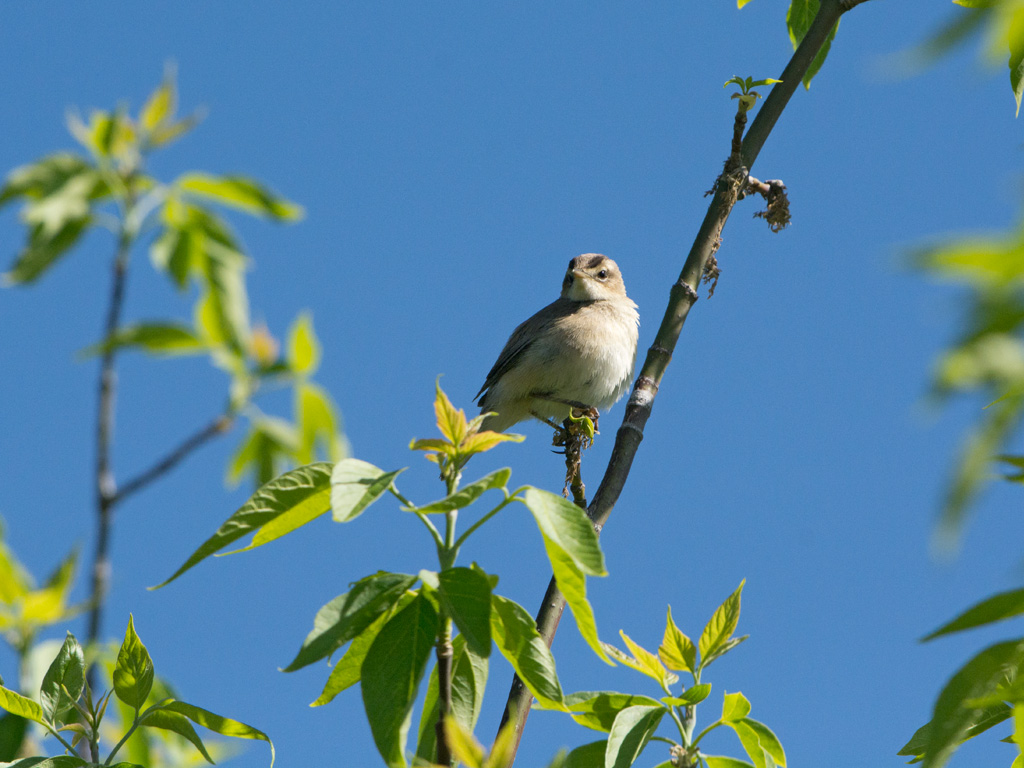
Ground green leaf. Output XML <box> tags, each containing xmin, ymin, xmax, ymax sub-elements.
<box><xmin>920</xmin><ymin>640</ymin><xmax>1024</xmax><ymax>768</ymax></box>
<box><xmin>332</xmin><ymin>459</ymin><xmax>405</xmax><ymax>523</ymax></box>
<box><xmin>741</xmin><ymin>718</ymin><xmax>786</xmax><ymax>766</ymax></box>
<box><xmin>490</xmin><ymin>595</ymin><xmax>564</xmax><ymax>709</ymax></box>
<box><xmin>287</xmin><ymin>312</ymin><xmax>320</xmax><ymax>375</ymax></box>
<box><xmin>150</xmin><ymin>222</ymin><xmax>193</xmax><ymax>289</ymax></box>
<box><xmin>786</xmin><ymin>0</ymin><xmax>839</xmax><ymax>89</ymax></box>
<box><xmin>39</xmin><ymin>633</ymin><xmax>84</xmax><ymax>724</ymax></box>
<box><xmin>549</xmin><ymin>544</ymin><xmax>612</xmax><ymax>665</ymax></box>
<box><xmin>412</xmin><ymin>469</ymin><xmax>511</xmax><ymax>514</ymax></box>
<box><xmin>296</xmin><ymin>383</ymin><xmax>344</xmax><ymax>465</ymax></box>
<box><xmin>199</xmin><ymin>231</ymin><xmax>250</xmax><ymax>355</ymax></box>
<box><xmin>0</xmin><ymin>687</ymin><xmax>46</xmax><ymax>726</ymax></box>
<box><xmin>311</xmin><ymin>607</ymin><xmax>387</xmax><ymax>706</ymax></box>
<box><xmin>660</xmin><ymin>605</ymin><xmax>697</xmax><ymax>673</ymax></box>
<box><xmin>704</xmin><ymin>757</ymin><xmax>755</xmax><ymax>768</ymax></box>
<box><xmin>0</xmin><ymin>712</ymin><xmax>28</xmax><ymax>761</ymax></box>
<box><xmin>723</xmin><ymin>692</ymin><xmax>752</xmax><ymax>723</ymax></box>
<box><xmin>552</xmin><ymin>691</ymin><xmax>662</xmax><ymax>733</ymax></box>
<box><xmin>139</xmin><ymin>708</ymin><xmax>214</xmax><ymax>764</ymax></box>
<box><xmin>520</xmin><ymin>488</ymin><xmax>609</xmax><ymax>663</ymax></box>
<box><xmin>0</xmin><ymin>154</ymin><xmax>94</xmax><ymax>209</ymax></box>
<box><xmin>1009</xmin><ymin>4</ymin><xmax>1024</xmax><ymax>116</ymax></box>
<box><xmin>177</xmin><ymin>173</ymin><xmax>303</xmax><ymax>221</ymax></box>
<box><xmin>938</xmin><ymin>393</ymin><xmax>1023</xmax><ymax>549</ymax></box>
<box><xmin>226</xmin><ymin>418</ymin><xmax>296</xmax><ymax>489</ymax></box>
<box><xmin>154</xmin><ymin>462</ymin><xmax>333</xmax><ymax>587</ymax></box>
<box><xmin>605</xmin><ymin>704</ymin><xmax>665</xmax><ymax>768</ymax></box>
<box><xmin>114</xmin><ymin>615</ymin><xmax>154</xmax><ymax>710</ymax></box>
<box><xmin>727</xmin><ymin>717</ymin><xmax>782</xmax><ymax>768</ymax></box>
<box><xmin>78</xmin><ymin>323</ymin><xmax>205</xmax><ymax>358</ymax></box>
<box><xmin>284</xmin><ymin>571</ymin><xmax>417</xmax><ymax>671</ymax></box>
<box><xmin>521</xmin><ymin>488</ymin><xmax>606</xmax><ymax>576</ymax></box>
<box><xmin>438</xmin><ymin>568</ymin><xmax>492</xmax><ymax>657</ymax></box>
<box><xmin>4</xmin><ymin>218</ymin><xmax>90</xmax><ymax>286</ymax></box>
<box><xmin>899</xmin><ymin>703</ymin><xmax>1011</xmax><ymax>760</ymax></box>
<box><xmin>444</xmin><ymin>716</ymin><xmax>485</xmax><ymax>768</ymax></box>
<box><xmin>665</xmin><ymin>683</ymin><xmax>712</xmax><ymax>706</ymax></box>
<box><xmin>704</xmin><ymin>635</ymin><xmax>749</xmax><ymax>668</ymax></box>
<box><xmin>362</xmin><ymin>592</ymin><xmax>439</xmax><ymax>768</ymax></box>
<box><xmin>140</xmin><ymin>68</ymin><xmax>176</xmax><ymax>132</ymax></box>
<box><xmin>620</xmin><ymin>631</ymin><xmax>672</xmax><ymax>684</ymax></box>
<box><xmin>923</xmin><ymin>587</ymin><xmax>1024</xmax><ymax>641</ymax></box>
<box><xmin>415</xmin><ymin>634</ymin><xmax>489</xmax><ymax>763</ymax></box>
<box><xmin>1</xmin><ymin>758</ymin><xmax>90</xmax><ymax>768</ymax></box>
<box><xmin>699</xmin><ymin>581</ymin><xmax>745</xmax><ymax>667</ymax></box>
<box><xmin>561</xmin><ymin>741</ymin><xmax>607</xmax><ymax>768</ymax></box>
<box><xmin>160</xmin><ymin>700</ymin><xmax>274</xmax><ymax>766</ymax></box>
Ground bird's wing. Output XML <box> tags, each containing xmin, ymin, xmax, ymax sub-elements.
<box><xmin>475</xmin><ymin>297</ymin><xmax>578</xmax><ymax>402</ymax></box>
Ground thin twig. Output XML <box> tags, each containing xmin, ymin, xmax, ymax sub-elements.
<box><xmin>112</xmin><ymin>413</ymin><xmax>234</xmax><ymax>505</ymax></box>
<box><xmin>496</xmin><ymin>1</ymin><xmax>858</xmax><ymax>764</ymax></box>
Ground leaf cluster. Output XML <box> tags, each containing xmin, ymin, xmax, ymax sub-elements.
<box><xmin>907</xmin><ymin>0</ymin><xmax>1024</xmax><ymax>115</ymax></box>
<box><xmin>0</xmin><ymin>617</ymin><xmax>272</xmax><ymax>768</ymax></box>
<box><xmin>533</xmin><ymin>582</ymin><xmax>782</xmax><ymax>768</ymax></box>
<box><xmin>0</xmin><ymin>69</ymin><xmax>345</xmax><ymax>492</ymax></box>
<box><xmin>913</xmin><ymin>220</ymin><xmax>1024</xmax><ymax>544</ymax></box>
<box><xmin>0</xmin><ymin>525</ymin><xmax>82</xmax><ymax>657</ymax></box>
<box><xmin>154</xmin><ymin>383</ymin><xmax>617</xmax><ymax>767</ymax></box>
<box><xmin>900</xmin><ymin>588</ymin><xmax>1024</xmax><ymax>767</ymax></box>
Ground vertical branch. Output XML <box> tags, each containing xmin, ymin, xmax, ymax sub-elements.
<box><xmin>496</xmin><ymin>0</ymin><xmax>858</xmax><ymax>764</ymax></box>
<box><xmin>86</xmin><ymin>228</ymin><xmax>132</xmax><ymax>681</ymax></box>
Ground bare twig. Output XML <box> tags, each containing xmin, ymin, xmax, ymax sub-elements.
<box><xmin>496</xmin><ymin>0</ymin><xmax>860</xmax><ymax>763</ymax></box>
<box><xmin>113</xmin><ymin>413</ymin><xmax>235</xmax><ymax>505</ymax></box>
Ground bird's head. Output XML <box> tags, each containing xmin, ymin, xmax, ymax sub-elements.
<box><xmin>560</xmin><ymin>253</ymin><xmax>628</xmax><ymax>302</ymax></box>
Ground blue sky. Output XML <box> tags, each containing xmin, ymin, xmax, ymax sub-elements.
<box><xmin>2</xmin><ymin>2</ymin><xmax>1023</xmax><ymax>766</ymax></box>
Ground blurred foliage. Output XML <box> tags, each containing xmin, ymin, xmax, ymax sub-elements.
<box><xmin>914</xmin><ymin>222</ymin><xmax>1024</xmax><ymax>543</ymax></box>
<box><xmin>0</xmin><ymin>520</ymin><xmax>82</xmax><ymax>659</ymax></box>
<box><xmin>0</xmin><ymin>67</ymin><xmax>347</xmax><ymax>490</ymax></box>
<box><xmin>914</xmin><ymin>0</ymin><xmax>1024</xmax><ymax>115</ymax></box>
<box><xmin>902</xmin><ymin>203</ymin><xmax>1024</xmax><ymax>766</ymax></box>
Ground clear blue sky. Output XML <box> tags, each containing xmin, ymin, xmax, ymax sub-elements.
<box><xmin>2</xmin><ymin>2</ymin><xmax>1021</xmax><ymax>767</ymax></box>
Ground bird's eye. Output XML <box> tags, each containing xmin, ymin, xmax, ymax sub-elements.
<box><xmin>597</xmin><ymin>269</ymin><xmax>608</xmax><ymax>279</ymax></box>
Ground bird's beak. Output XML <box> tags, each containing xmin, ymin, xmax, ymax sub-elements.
<box><xmin>571</xmin><ymin>269</ymin><xmax>589</xmax><ymax>280</ymax></box>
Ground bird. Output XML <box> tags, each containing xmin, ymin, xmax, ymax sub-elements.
<box><xmin>476</xmin><ymin>253</ymin><xmax>639</xmax><ymax>433</ymax></box>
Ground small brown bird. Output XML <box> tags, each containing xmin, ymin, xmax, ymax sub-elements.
<box><xmin>476</xmin><ymin>254</ymin><xmax>639</xmax><ymax>433</ymax></box>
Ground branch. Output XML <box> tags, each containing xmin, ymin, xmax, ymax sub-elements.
<box><xmin>435</xmin><ymin>619</ymin><xmax>454</xmax><ymax>766</ymax></box>
<box><xmin>112</xmin><ymin>412</ymin><xmax>235</xmax><ymax>505</ymax></box>
<box><xmin>593</xmin><ymin>0</ymin><xmax>850</xmax><ymax>529</ymax></box>
<box><xmin>496</xmin><ymin>0</ymin><xmax>859</xmax><ymax>763</ymax></box>
<box><xmin>86</xmin><ymin>228</ymin><xmax>132</xmax><ymax>713</ymax></box>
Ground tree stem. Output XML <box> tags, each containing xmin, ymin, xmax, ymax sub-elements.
<box><xmin>86</xmin><ymin>229</ymin><xmax>132</xmax><ymax>701</ymax></box>
<box><xmin>435</xmin><ymin>617</ymin><xmax>454</xmax><ymax>766</ymax></box>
